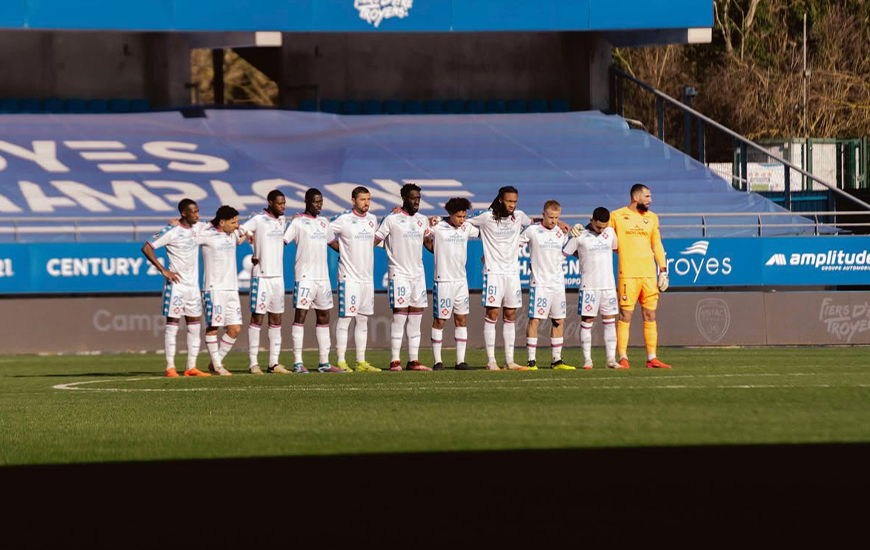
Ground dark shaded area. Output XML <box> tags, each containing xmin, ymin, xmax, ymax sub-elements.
<box><xmin>1</xmin><ymin>444</ymin><xmax>866</xmax><ymax>547</ymax></box>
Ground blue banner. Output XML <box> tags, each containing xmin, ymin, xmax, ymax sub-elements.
<box><xmin>1</xmin><ymin>1</ymin><xmax>711</xmax><ymax>32</ymax></box>
<box><xmin>2</xmin><ymin>237</ymin><xmax>869</xmax><ymax>294</ymax></box>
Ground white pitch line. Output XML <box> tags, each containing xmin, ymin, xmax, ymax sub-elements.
<box><xmin>51</xmin><ymin>377</ymin><xmax>869</xmax><ymax>393</ymax></box>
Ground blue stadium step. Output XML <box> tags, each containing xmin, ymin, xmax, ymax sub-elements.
<box><xmin>299</xmin><ymin>99</ymin><xmax>318</xmax><ymax>112</ymax></box>
<box><xmin>383</xmin><ymin>100</ymin><xmax>403</xmax><ymax>114</ymax></box>
<box><xmin>363</xmin><ymin>100</ymin><xmax>383</xmax><ymax>115</ymax></box>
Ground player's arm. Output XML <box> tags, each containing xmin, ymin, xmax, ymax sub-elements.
<box><xmin>326</xmin><ymin>222</ymin><xmax>338</xmax><ymax>252</ymax></box>
<box><xmin>373</xmin><ymin>215</ymin><xmax>390</xmax><ymax>247</ymax></box>
<box><xmin>282</xmin><ymin>218</ymin><xmax>298</xmax><ymax>246</ymax></box>
<box><xmin>141</xmin><ymin>242</ymin><xmax>180</xmax><ymax>283</ymax></box>
<box><xmin>466</xmin><ymin>209</ymin><xmax>487</xmax><ymax>228</ymax></box>
<box><xmin>651</xmin><ymin>220</ymin><xmax>666</xmax><ymax>272</ymax></box>
<box><xmin>328</xmin><ymin>216</ymin><xmax>342</xmax><ymax>253</ymax></box>
<box><xmin>562</xmin><ymin>237</ymin><xmax>579</xmax><ymax>259</ymax></box>
<box><xmin>424</xmin><ymin>233</ymin><xmax>434</xmax><ymax>253</ymax></box>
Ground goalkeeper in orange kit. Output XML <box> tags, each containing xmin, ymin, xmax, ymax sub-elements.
<box><xmin>608</xmin><ymin>184</ymin><xmax>671</xmax><ymax>369</ymax></box>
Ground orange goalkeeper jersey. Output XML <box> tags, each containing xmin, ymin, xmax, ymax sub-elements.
<box><xmin>609</xmin><ymin>206</ymin><xmax>666</xmax><ymax>278</ymax></box>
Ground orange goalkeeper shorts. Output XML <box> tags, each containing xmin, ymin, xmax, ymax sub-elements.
<box><xmin>617</xmin><ymin>277</ymin><xmax>659</xmax><ymax>311</ymax></box>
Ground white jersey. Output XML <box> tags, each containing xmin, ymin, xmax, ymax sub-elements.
<box><xmin>520</xmin><ymin>223</ymin><xmax>569</xmax><ymax>287</ymax></box>
<box><xmin>330</xmin><ymin>209</ymin><xmax>378</xmax><ymax>282</ymax></box>
<box><xmin>374</xmin><ymin>210</ymin><xmax>432</xmax><ymax>279</ymax></box>
<box><xmin>147</xmin><ymin>223</ymin><xmax>203</xmax><ymax>287</ymax></box>
<box><xmin>198</xmin><ymin>224</ymin><xmax>243</xmax><ymax>291</ymax></box>
<box><xmin>239</xmin><ymin>210</ymin><xmax>286</xmax><ymax>278</ymax></box>
<box><xmin>563</xmin><ymin>226</ymin><xmax>618</xmax><ymax>290</ymax></box>
<box><xmin>467</xmin><ymin>209</ymin><xmax>533</xmax><ymax>274</ymax></box>
<box><xmin>283</xmin><ymin>214</ymin><xmax>335</xmax><ymax>282</ymax></box>
<box><xmin>432</xmin><ymin>220</ymin><xmax>479</xmax><ymax>282</ymax></box>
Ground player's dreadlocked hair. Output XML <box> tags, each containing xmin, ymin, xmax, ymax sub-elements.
<box><xmin>489</xmin><ymin>186</ymin><xmax>518</xmax><ymax>221</ymax></box>
<box><xmin>445</xmin><ymin>197</ymin><xmax>472</xmax><ymax>215</ymax></box>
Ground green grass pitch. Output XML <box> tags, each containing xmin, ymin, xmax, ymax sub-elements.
<box><xmin>1</xmin><ymin>347</ymin><xmax>868</xmax><ymax>466</ymax></box>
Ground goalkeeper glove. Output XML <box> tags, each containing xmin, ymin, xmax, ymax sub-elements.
<box><xmin>657</xmin><ymin>269</ymin><xmax>669</xmax><ymax>292</ymax></box>
<box><xmin>570</xmin><ymin>223</ymin><xmax>584</xmax><ymax>238</ymax></box>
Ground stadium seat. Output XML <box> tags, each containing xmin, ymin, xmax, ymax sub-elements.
<box><xmin>465</xmin><ymin>100</ymin><xmax>486</xmax><ymax>114</ymax></box>
<box><xmin>444</xmin><ymin>100</ymin><xmax>465</xmax><ymax>114</ymax></box>
<box><xmin>506</xmin><ymin>100</ymin><xmax>527</xmax><ymax>113</ymax></box>
<box><xmin>549</xmin><ymin>99</ymin><xmax>570</xmax><ymax>112</ymax></box>
<box><xmin>485</xmin><ymin>100</ymin><xmax>506</xmax><ymax>113</ymax></box>
<box><xmin>129</xmin><ymin>99</ymin><xmax>151</xmax><ymax>112</ymax></box>
<box><xmin>0</xmin><ymin>98</ymin><xmax>21</xmax><ymax>113</ymax></box>
<box><xmin>298</xmin><ymin>99</ymin><xmax>318</xmax><ymax>112</ymax></box>
<box><xmin>65</xmin><ymin>99</ymin><xmax>87</xmax><ymax>113</ymax></box>
<box><xmin>404</xmin><ymin>100</ymin><xmax>423</xmax><ymax>114</ymax></box>
<box><xmin>527</xmin><ymin>99</ymin><xmax>548</xmax><ymax>113</ymax></box>
<box><xmin>363</xmin><ymin>100</ymin><xmax>383</xmax><ymax>115</ymax></box>
<box><xmin>383</xmin><ymin>100</ymin><xmax>403</xmax><ymax>114</ymax></box>
<box><xmin>87</xmin><ymin>99</ymin><xmax>108</xmax><ymax>113</ymax></box>
<box><xmin>341</xmin><ymin>100</ymin><xmax>362</xmax><ymax>115</ymax></box>
<box><xmin>320</xmin><ymin>100</ymin><xmax>341</xmax><ymax>114</ymax></box>
<box><xmin>108</xmin><ymin>99</ymin><xmax>130</xmax><ymax>113</ymax></box>
<box><xmin>20</xmin><ymin>98</ymin><xmax>42</xmax><ymax>113</ymax></box>
<box><xmin>423</xmin><ymin>100</ymin><xmax>444</xmax><ymax>114</ymax></box>
<box><xmin>42</xmin><ymin>98</ymin><xmax>64</xmax><ymax>113</ymax></box>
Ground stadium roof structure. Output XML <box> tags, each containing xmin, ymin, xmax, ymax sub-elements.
<box><xmin>1</xmin><ymin>0</ymin><xmax>712</xmax><ymax>38</ymax></box>
<box><xmin>0</xmin><ymin>109</ymin><xmax>811</xmax><ymax>237</ymax></box>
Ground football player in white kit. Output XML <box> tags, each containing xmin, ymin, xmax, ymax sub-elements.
<box><xmin>374</xmin><ymin>183</ymin><xmax>434</xmax><ymax>371</ymax></box>
<box><xmin>240</xmin><ymin>190</ymin><xmax>290</xmax><ymax>375</ymax></box>
<box><xmin>284</xmin><ymin>189</ymin><xmax>345</xmax><ymax>373</ymax></box>
<box><xmin>328</xmin><ymin>186</ymin><xmax>382</xmax><ymax>372</ymax></box>
<box><xmin>564</xmin><ymin>207</ymin><xmax>620</xmax><ymax>369</ymax></box>
<box><xmin>520</xmin><ymin>200</ymin><xmax>575</xmax><ymax>370</ymax></box>
<box><xmin>141</xmin><ymin>199</ymin><xmax>210</xmax><ymax>377</ymax></box>
<box><xmin>199</xmin><ymin>205</ymin><xmax>249</xmax><ymax>376</ymax></box>
<box><xmin>428</xmin><ymin>197</ymin><xmax>479</xmax><ymax>371</ymax></box>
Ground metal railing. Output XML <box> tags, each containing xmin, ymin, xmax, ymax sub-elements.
<box><xmin>610</xmin><ymin>67</ymin><xmax>870</xmax><ymax>213</ymax></box>
<box><xmin>2</xmin><ymin>212</ymin><xmax>868</xmax><ymax>241</ymax></box>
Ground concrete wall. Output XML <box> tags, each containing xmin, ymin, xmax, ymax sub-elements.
<box><xmin>0</xmin><ymin>30</ymin><xmax>189</xmax><ymax>106</ymax></box>
<box><xmin>2</xmin><ymin>291</ymin><xmax>867</xmax><ymax>356</ymax></box>
<box><xmin>280</xmin><ymin>32</ymin><xmax>612</xmax><ymax>110</ymax></box>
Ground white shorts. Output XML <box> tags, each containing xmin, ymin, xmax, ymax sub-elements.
<box><xmin>528</xmin><ymin>285</ymin><xmax>567</xmax><ymax>320</ymax></box>
<box><xmin>579</xmin><ymin>288</ymin><xmax>619</xmax><ymax>317</ymax></box>
<box><xmin>481</xmin><ymin>272</ymin><xmax>522</xmax><ymax>309</ymax></box>
<box><xmin>203</xmin><ymin>290</ymin><xmax>242</xmax><ymax>327</ymax></box>
<box><xmin>250</xmin><ymin>276</ymin><xmax>285</xmax><ymax>314</ymax></box>
<box><xmin>293</xmin><ymin>279</ymin><xmax>333</xmax><ymax>311</ymax></box>
<box><xmin>338</xmin><ymin>279</ymin><xmax>374</xmax><ymax>317</ymax></box>
<box><xmin>389</xmin><ymin>276</ymin><xmax>428</xmax><ymax>309</ymax></box>
<box><xmin>163</xmin><ymin>282</ymin><xmax>202</xmax><ymax>318</ymax></box>
<box><xmin>433</xmin><ymin>281</ymin><xmax>470</xmax><ymax>319</ymax></box>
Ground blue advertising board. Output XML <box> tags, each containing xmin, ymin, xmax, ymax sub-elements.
<box><xmin>2</xmin><ymin>237</ymin><xmax>869</xmax><ymax>295</ymax></box>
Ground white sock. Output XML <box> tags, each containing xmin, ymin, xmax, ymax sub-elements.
<box><xmin>484</xmin><ymin>318</ymin><xmax>497</xmax><ymax>363</ymax></box>
<box><xmin>185</xmin><ymin>321</ymin><xmax>200</xmax><ymax>370</ymax></box>
<box><xmin>603</xmin><ymin>319</ymin><xmax>617</xmax><ymax>361</ymax></box>
<box><xmin>354</xmin><ymin>315</ymin><xmax>369</xmax><ymax>362</ymax></box>
<box><xmin>407</xmin><ymin>312</ymin><xmax>423</xmax><ymax>362</ymax></box>
<box><xmin>526</xmin><ymin>337</ymin><xmax>538</xmax><ymax>362</ymax></box>
<box><xmin>205</xmin><ymin>333</ymin><xmax>221</xmax><ymax>369</ymax></box>
<box><xmin>316</xmin><ymin>324</ymin><xmax>330</xmax><ymax>365</ymax></box>
<box><xmin>164</xmin><ymin>321</ymin><xmax>179</xmax><ymax>369</ymax></box>
<box><xmin>390</xmin><ymin>312</ymin><xmax>408</xmax><ymax>362</ymax></box>
<box><xmin>431</xmin><ymin>327</ymin><xmax>443</xmax><ymax>364</ymax></box>
<box><xmin>455</xmin><ymin>326</ymin><xmax>468</xmax><ymax>364</ymax></box>
<box><xmin>580</xmin><ymin>321</ymin><xmax>594</xmax><ymax>363</ymax></box>
<box><xmin>218</xmin><ymin>333</ymin><xmax>236</xmax><ymax>361</ymax></box>
<box><xmin>336</xmin><ymin>317</ymin><xmax>352</xmax><ymax>364</ymax></box>
<box><xmin>503</xmin><ymin>320</ymin><xmax>516</xmax><ymax>364</ymax></box>
<box><xmin>247</xmin><ymin>323</ymin><xmax>261</xmax><ymax>367</ymax></box>
<box><xmin>552</xmin><ymin>337</ymin><xmax>564</xmax><ymax>362</ymax></box>
<box><xmin>268</xmin><ymin>324</ymin><xmax>282</xmax><ymax>367</ymax></box>
<box><xmin>292</xmin><ymin>323</ymin><xmax>304</xmax><ymax>364</ymax></box>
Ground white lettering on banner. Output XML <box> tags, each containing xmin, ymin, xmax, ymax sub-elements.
<box><xmin>766</xmin><ymin>250</ymin><xmax>870</xmax><ymax>271</ymax></box>
<box><xmin>51</xmin><ymin>180</ymin><xmax>173</xmax><ymax>212</ymax></box>
<box><xmin>19</xmin><ymin>180</ymin><xmax>78</xmax><ymax>212</ymax></box>
<box><xmin>46</xmin><ymin>257</ymin><xmax>144</xmax><ymax>277</ymax></box>
<box><xmin>142</xmin><ymin>180</ymin><xmax>209</xmax><ymax>203</ymax></box>
<box><xmin>65</xmin><ymin>141</ymin><xmax>161</xmax><ymax>173</ymax></box>
<box><xmin>93</xmin><ymin>309</ymin><xmax>164</xmax><ymax>337</ymax></box>
<box><xmin>0</xmin><ymin>258</ymin><xmax>14</xmax><ymax>277</ymax></box>
<box><xmin>142</xmin><ymin>142</ymin><xmax>230</xmax><ymax>173</ymax></box>
<box><xmin>0</xmin><ymin>190</ymin><xmax>23</xmax><ymax>213</ymax></box>
<box><xmin>0</xmin><ymin>140</ymin><xmax>70</xmax><ymax>173</ymax></box>
<box><xmin>211</xmin><ymin>180</ymin><xmax>267</xmax><ymax>212</ymax></box>
<box><xmin>250</xmin><ymin>179</ymin><xmax>310</xmax><ymax>211</ymax></box>
<box><xmin>354</xmin><ymin>0</ymin><xmax>413</xmax><ymax>28</ymax></box>
<box><xmin>667</xmin><ymin>240</ymin><xmax>732</xmax><ymax>283</ymax></box>
<box><xmin>819</xmin><ymin>298</ymin><xmax>870</xmax><ymax>343</ymax></box>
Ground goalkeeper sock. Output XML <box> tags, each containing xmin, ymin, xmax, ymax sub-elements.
<box><xmin>643</xmin><ymin>321</ymin><xmax>658</xmax><ymax>360</ymax></box>
<box><xmin>617</xmin><ymin>320</ymin><xmax>630</xmax><ymax>358</ymax></box>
